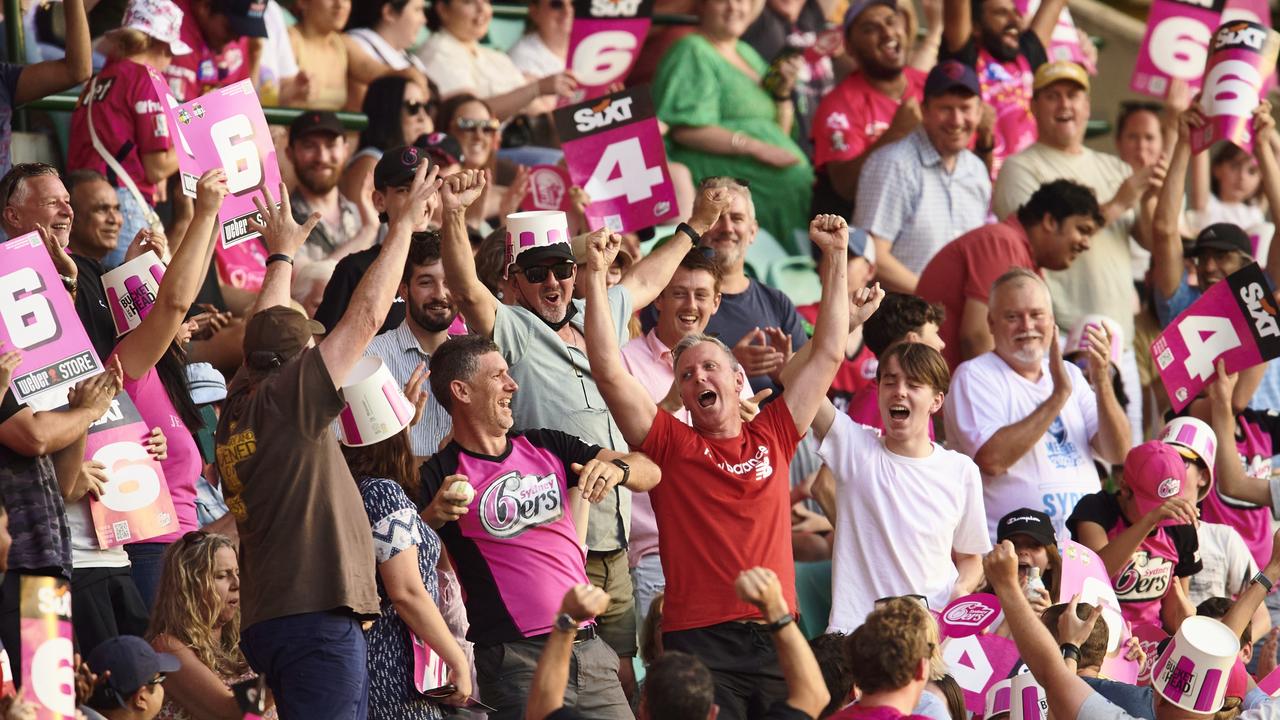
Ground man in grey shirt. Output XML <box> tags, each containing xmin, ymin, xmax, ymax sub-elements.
<box><xmin>438</xmin><ymin>169</ymin><xmax>731</xmax><ymax>697</ymax></box>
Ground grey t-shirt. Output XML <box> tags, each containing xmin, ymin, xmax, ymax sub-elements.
<box><xmin>702</xmin><ymin>280</ymin><xmax>808</xmax><ymax>396</ymax></box>
<box><xmin>493</xmin><ymin>284</ymin><xmax>634</xmax><ymax>552</ymax></box>
<box><xmin>1079</xmin><ymin>691</ymin><xmax>1280</xmax><ymax>720</ymax></box>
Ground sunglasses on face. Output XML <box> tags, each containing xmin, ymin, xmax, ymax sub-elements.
<box><xmin>456</xmin><ymin>117</ymin><xmax>501</xmax><ymax>134</ymax></box>
<box><xmin>404</xmin><ymin>101</ymin><xmax>431</xmax><ymax>116</ymax></box>
<box><xmin>546</xmin><ymin>0</ymin><xmax>567</xmax><ymax>8</ymax></box>
<box><xmin>516</xmin><ymin>262</ymin><xmax>575</xmax><ymax>283</ymax></box>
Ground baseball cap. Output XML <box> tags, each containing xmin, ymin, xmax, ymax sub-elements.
<box><xmin>996</xmin><ymin>508</ymin><xmax>1056</xmax><ymax>546</ymax></box>
<box><xmin>849</xmin><ymin>226</ymin><xmax>876</xmax><ymax>264</ymax></box>
<box><xmin>1188</xmin><ymin>223</ymin><xmax>1252</xmax><ymax>258</ymax></box>
<box><xmin>514</xmin><ymin>242</ymin><xmax>576</xmax><ymax>269</ymax></box>
<box><xmin>416</xmin><ymin>132</ymin><xmax>464</xmax><ymax>167</ymax></box>
<box><xmin>121</xmin><ymin>0</ymin><xmax>193</xmax><ymax>55</ymax></box>
<box><xmin>1123</xmin><ymin>441</ymin><xmax>1190</xmax><ymax>526</ymax></box>
<box><xmin>288</xmin><ymin>111</ymin><xmax>344</xmax><ymax>144</ymax></box>
<box><xmin>374</xmin><ymin>144</ymin><xmax>432</xmax><ymax>190</ymax></box>
<box><xmin>186</xmin><ymin>362</ymin><xmax>227</xmax><ymax>405</ymax></box>
<box><xmin>1032</xmin><ymin>61</ymin><xmax>1090</xmax><ymax>93</ymax></box>
<box><xmin>243</xmin><ymin>306</ymin><xmax>324</xmax><ymax>371</ymax></box>
<box><xmin>842</xmin><ymin>0</ymin><xmax>896</xmax><ymax>30</ymax></box>
<box><xmin>924</xmin><ymin>60</ymin><xmax>981</xmax><ymax>99</ymax></box>
<box><xmin>218</xmin><ymin>0</ymin><xmax>268</xmax><ymax>38</ymax></box>
<box><xmin>88</xmin><ymin>636</ymin><xmax>181</xmax><ymax>704</ymax></box>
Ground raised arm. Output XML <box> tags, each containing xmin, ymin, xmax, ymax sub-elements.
<box><xmin>245</xmin><ymin>184</ymin><xmax>320</xmax><ymax>318</ymax></box>
<box><xmin>1223</xmin><ymin>528</ymin><xmax>1280</xmax><ymax>640</ymax></box>
<box><xmin>526</xmin><ymin>585</ymin><xmax>611</xmax><ymax>720</ymax></box>
<box><xmin>13</xmin><ymin>0</ymin><xmax>91</xmax><ymax>105</ymax></box>
<box><xmin>1082</xmin><ymin>325</ymin><xmax>1131</xmax><ymax>465</ymax></box>
<box><xmin>973</xmin><ymin>338</ymin><xmax>1070</xmax><ymax>476</ymax></box>
<box><xmin>620</xmin><ymin>187</ymin><xmax>730</xmax><ymax>307</ymax></box>
<box><xmin>438</xmin><ymin>171</ymin><xmax>499</xmax><ymax>336</ymax></box>
<box><xmin>986</xmin><ymin>542</ymin><xmax>1099</xmax><ymax>720</ymax></box>
<box><xmin>1207</xmin><ymin>361</ymin><xmax>1272</xmax><ymax>506</ymax></box>
<box><xmin>1027</xmin><ymin>0</ymin><xmax>1068</xmax><ymax>52</ymax></box>
<box><xmin>114</xmin><ymin>170</ymin><xmax>226</xmax><ymax>380</ymax></box>
<box><xmin>581</xmin><ymin>229</ymin><xmax>658</xmax><ymax>448</ymax></box>
<box><xmin>1251</xmin><ymin>103</ymin><xmax>1280</xmax><ymax>290</ymax></box>
<box><xmin>1153</xmin><ymin>107</ymin><xmax>1199</xmax><ymax>301</ymax></box>
<box><xmin>321</xmin><ymin>162</ymin><xmax>441</xmax><ymax>388</ymax></box>
<box><xmin>942</xmin><ymin>0</ymin><xmax>973</xmax><ymax>54</ymax></box>
<box><xmin>736</xmin><ymin>568</ymin><xmax>829</xmax><ymax>719</ymax></box>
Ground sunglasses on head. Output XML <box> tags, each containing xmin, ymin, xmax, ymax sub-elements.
<box><xmin>456</xmin><ymin>117</ymin><xmax>501</xmax><ymax>134</ymax></box>
<box><xmin>404</xmin><ymin>101</ymin><xmax>431</xmax><ymax>116</ymax></box>
<box><xmin>516</xmin><ymin>261</ymin><xmax>575</xmax><ymax>283</ymax></box>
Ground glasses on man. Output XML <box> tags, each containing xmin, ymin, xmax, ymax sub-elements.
<box><xmin>148</xmin><ymin>674</ymin><xmax>167</xmax><ymax>687</ymax></box>
<box><xmin>456</xmin><ymin>117</ymin><xmax>502</xmax><ymax>134</ymax></box>
<box><xmin>874</xmin><ymin>594</ymin><xmax>929</xmax><ymax>610</ymax></box>
<box><xmin>516</xmin><ymin>262</ymin><xmax>575</xmax><ymax>283</ymax></box>
<box><xmin>404</xmin><ymin>101</ymin><xmax>431</xmax><ymax>116</ymax></box>
<box><xmin>547</xmin><ymin>0</ymin><xmax>567</xmax><ymax>8</ymax></box>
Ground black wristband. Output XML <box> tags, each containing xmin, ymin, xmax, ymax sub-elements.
<box><xmin>1255</xmin><ymin>571</ymin><xmax>1275</xmax><ymax>593</ymax></box>
<box><xmin>766</xmin><ymin>613</ymin><xmax>795</xmax><ymax>633</ymax></box>
<box><xmin>1060</xmin><ymin>643</ymin><xmax>1081</xmax><ymax>662</ymax></box>
<box><xmin>676</xmin><ymin>222</ymin><xmax>701</xmax><ymax>245</ymax></box>
<box><xmin>267</xmin><ymin>253</ymin><xmax>294</xmax><ymax>266</ymax></box>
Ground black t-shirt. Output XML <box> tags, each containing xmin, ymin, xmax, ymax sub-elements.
<box><xmin>939</xmin><ymin>31</ymin><xmax>1049</xmax><ymax>71</ymax></box>
<box><xmin>71</xmin><ymin>254</ymin><xmax>118</xmax><ymax>361</ymax></box>
<box><xmin>313</xmin><ymin>244</ymin><xmax>404</xmax><ymax>334</ymax></box>
<box><xmin>741</xmin><ymin>0</ymin><xmax>829</xmax><ymax>64</ymax></box>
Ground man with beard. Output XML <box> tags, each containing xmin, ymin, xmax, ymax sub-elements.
<box><xmin>438</xmin><ymin>170</ymin><xmax>731</xmax><ymax>700</ymax></box>
<box><xmin>940</xmin><ymin>0</ymin><xmax>1063</xmax><ymax>176</ymax></box>
<box><xmin>944</xmin><ymin>269</ymin><xmax>1130</xmax><ymax>538</ymax></box>
<box><xmin>365</xmin><ymin>231</ymin><xmax>458</xmax><ymax>459</ymax></box>
<box><xmin>286</xmin><ymin>111</ymin><xmax>376</xmax><ymax>264</ymax></box>
<box><xmin>810</xmin><ymin>0</ymin><xmax>925</xmax><ymax>215</ymax></box>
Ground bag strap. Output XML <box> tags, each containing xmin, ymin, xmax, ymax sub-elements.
<box><xmin>86</xmin><ymin>76</ymin><xmax>164</xmax><ymax>231</ymax></box>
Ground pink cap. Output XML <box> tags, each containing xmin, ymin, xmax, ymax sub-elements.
<box><xmin>1123</xmin><ymin>441</ymin><xmax>1190</xmax><ymax>527</ymax></box>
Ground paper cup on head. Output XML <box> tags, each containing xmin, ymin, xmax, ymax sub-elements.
<box><xmin>103</xmin><ymin>251</ymin><xmax>166</xmax><ymax>335</ymax></box>
<box><xmin>984</xmin><ymin>678</ymin><xmax>1013</xmax><ymax>719</ymax></box>
<box><xmin>1009</xmin><ymin>672</ymin><xmax>1048</xmax><ymax>720</ymax></box>
<box><xmin>1151</xmin><ymin>615</ymin><xmax>1240</xmax><ymax>714</ymax></box>
<box><xmin>337</xmin><ymin>357</ymin><xmax>416</xmax><ymax>447</ymax></box>
<box><xmin>1158</xmin><ymin>416</ymin><xmax>1218</xmax><ymax>495</ymax></box>
<box><xmin>1064</xmin><ymin>314</ymin><xmax>1122</xmax><ymax>363</ymax></box>
<box><xmin>504</xmin><ymin>210</ymin><xmax>569</xmax><ymax>269</ymax></box>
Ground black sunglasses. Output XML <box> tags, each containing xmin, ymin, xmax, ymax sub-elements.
<box><xmin>547</xmin><ymin>0</ymin><xmax>567</xmax><ymax>8</ymax></box>
<box><xmin>404</xmin><ymin>101</ymin><xmax>430</xmax><ymax>116</ymax></box>
<box><xmin>516</xmin><ymin>262</ymin><xmax>575</xmax><ymax>283</ymax></box>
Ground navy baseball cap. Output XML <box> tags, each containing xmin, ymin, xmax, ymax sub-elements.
<box><xmin>218</xmin><ymin>0</ymin><xmax>268</xmax><ymax>38</ymax></box>
<box><xmin>924</xmin><ymin>60</ymin><xmax>981</xmax><ymax>99</ymax></box>
<box><xmin>374</xmin><ymin>144</ymin><xmax>432</xmax><ymax>190</ymax></box>
<box><xmin>288</xmin><ymin>111</ymin><xmax>344</xmax><ymax>144</ymax></box>
<box><xmin>1188</xmin><ymin>223</ymin><xmax>1252</xmax><ymax>258</ymax></box>
<box><xmin>88</xmin><ymin>636</ymin><xmax>181</xmax><ymax>703</ymax></box>
<box><xmin>996</xmin><ymin>508</ymin><xmax>1056</xmax><ymax>546</ymax></box>
<box><xmin>843</xmin><ymin>0</ymin><xmax>896</xmax><ymax>30</ymax></box>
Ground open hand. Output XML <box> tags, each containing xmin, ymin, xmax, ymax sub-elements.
<box><xmin>404</xmin><ymin>362</ymin><xmax>429</xmax><ymax>426</ymax></box>
<box><xmin>248</xmin><ymin>182</ymin><xmax>320</xmax><ymax>256</ymax></box>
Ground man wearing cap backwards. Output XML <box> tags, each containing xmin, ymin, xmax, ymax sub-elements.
<box><xmin>810</xmin><ymin>0</ymin><xmax>925</xmax><ymax>214</ymax></box>
<box><xmin>582</xmin><ymin>211</ymin><xmax>875</xmax><ymax>719</ymax></box>
<box><xmin>992</xmin><ymin>61</ymin><xmax>1162</xmax><ymax>446</ymax></box>
<box><xmin>437</xmin><ymin>170</ymin><xmax>734</xmax><ymax>697</ymax></box>
<box><xmin>946</xmin><ymin>269</ymin><xmax>1129</xmax><ymax>538</ymax></box>
<box><xmin>314</xmin><ymin>142</ymin><xmax>446</xmax><ymax>334</ymax></box>
<box><xmin>986</xmin><ymin>524</ymin><xmax>1280</xmax><ymax>720</ymax></box>
<box><xmin>166</xmin><ymin>0</ymin><xmax>265</xmax><ymax>101</ymax></box>
<box><xmin>918</xmin><ymin>178</ymin><xmax>1102</xmax><ymax>370</ymax></box>
<box><xmin>853</xmin><ymin>60</ymin><xmax>992</xmax><ymax>293</ymax></box>
<box><xmin>939</xmin><ymin>0</ymin><xmax>1063</xmax><ymax>175</ymax></box>
<box><xmin>214</xmin><ymin>160</ymin><xmax>440</xmax><ymax>716</ymax></box>
<box><xmin>286</xmin><ymin>111</ymin><xmax>375</xmax><ymax>265</ymax></box>
<box><xmin>83</xmin><ymin>635</ymin><xmax>181</xmax><ymax>720</ymax></box>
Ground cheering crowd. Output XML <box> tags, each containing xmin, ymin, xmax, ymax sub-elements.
<box><xmin>6</xmin><ymin>0</ymin><xmax>1280</xmax><ymax>718</ymax></box>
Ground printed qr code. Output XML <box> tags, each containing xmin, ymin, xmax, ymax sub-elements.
<box><xmin>112</xmin><ymin>521</ymin><xmax>132</xmax><ymax>542</ymax></box>
<box><xmin>1157</xmin><ymin>347</ymin><xmax>1174</xmax><ymax>370</ymax></box>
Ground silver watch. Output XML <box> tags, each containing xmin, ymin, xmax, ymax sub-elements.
<box><xmin>554</xmin><ymin>612</ymin><xmax>577</xmax><ymax>633</ymax></box>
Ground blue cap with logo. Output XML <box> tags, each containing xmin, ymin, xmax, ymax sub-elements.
<box><xmin>88</xmin><ymin>636</ymin><xmax>181</xmax><ymax>705</ymax></box>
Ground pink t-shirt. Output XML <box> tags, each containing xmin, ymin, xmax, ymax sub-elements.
<box><xmin>166</xmin><ymin>0</ymin><xmax>251</xmax><ymax>101</ymax></box>
<box><xmin>1199</xmin><ymin>410</ymin><xmax>1280</xmax><ymax>569</ymax></box>
<box><xmin>68</xmin><ymin>58</ymin><xmax>174</xmax><ymax>201</ymax></box>
<box><xmin>974</xmin><ymin>51</ymin><xmax>1038</xmax><ymax>178</ymax></box>
<box><xmin>121</xmin><ymin>366</ymin><xmax>199</xmax><ymax>543</ymax></box>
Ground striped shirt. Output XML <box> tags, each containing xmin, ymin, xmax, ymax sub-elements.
<box><xmin>366</xmin><ymin>321</ymin><xmax>452</xmax><ymax>457</ymax></box>
<box><xmin>854</xmin><ymin>127</ymin><xmax>991</xmax><ymax>275</ymax></box>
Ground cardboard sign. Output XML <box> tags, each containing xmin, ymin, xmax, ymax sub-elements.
<box><xmin>232</xmin><ymin>675</ymin><xmax>268</xmax><ymax>719</ymax></box>
<box><xmin>1131</xmin><ymin>0</ymin><xmax>1228</xmax><ymax>98</ymax></box>
<box><xmin>412</xmin><ymin>632</ymin><xmax>450</xmax><ymax>694</ymax></box>
<box><xmin>1191</xmin><ymin>21</ymin><xmax>1280</xmax><ymax>154</ymax></box>
<box><xmin>214</xmin><ymin>239</ymin><xmax>268</xmax><ymax>293</ymax></box>
<box><xmin>87</xmin><ymin>393</ymin><xmax>177</xmax><ymax>548</ymax></box>
<box><xmin>563</xmin><ymin>0</ymin><xmax>654</xmax><ymax>105</ymax></box>
<box><xmin>103</xmin><ymin>251</ymin><xmax>166</xmax><ymax>336</ymax></box>
<box><xmin>1133</xmin><ymin>623</ymin><xmax>1169</xmax><ymax>685</ymax></box>
<box><xmin>0</xmin><ymin>232</ymin><xmax>104</xmax><ymax>405</ymax></box>
<box><xmin>0</xmin><ymin>647</ymin><xmax>13</xmax><ymax>698</ymax></box>
<box><xmin>1015</xmin><ymin>0</ymin><xmax>1095</xmax><ymax>73</ymax></box>
<box><xmin>942</xmin><ymin>633</ymin><xmax>1021</xmax><ymax>714</ymax></box>
<box><xmin>148</xmin><ymin>69</ymin><xmax>283</xmax><ymax>248</ymax></box>
<box><xmin>555</xmin><ymin>87</ymin><xmax>679</xmax><ymax>234</ymax></box>
<box><xmin>20</xmin><ymin>576</ymin><xmax>74</xmax><ymax>719</ymax></box>
<box><xmin>1224</xmin><ymin>0</ymin><xmax>1270</xmax><ymax>24</ymax></box>
<box><xmin>939</xmin><ymin>593</ymin><xmax>1003</xmax><ymax>639</ymax></box>
<box><xmin>1152</xmin><ymin>263</ymin><xmax>1280</xmax><ymax>411</ymax></box>
<box><xmin>1058</xmin><ymin>539</ymin><xmax>1125</xmax><ymax>652</ymax></box>
<box><xmin>521</xmin><ymin>165</ymin><xmax>574</xmax><ymax>212</ymax></box>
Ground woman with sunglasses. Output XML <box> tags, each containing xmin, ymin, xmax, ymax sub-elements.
<box><xmin>652</xmin><ymin>0</ymin><xmax>814</xmax><ymax>254</ymax></box>
<box><xmin>344</xmin><ymin>0</ymin><xmax>430</xmax><ymax>110</ymax></box>
<box><xmin>439</xmin><ymin>94</ymin><xmax>530</xmax><ymax>231</ymax></box>
<box><xmin>147</xmin><ymin>531</ymin><xmax>277</xmax><ymax>720</ymax></box>
<box><xmin>339</xmin><ymin>76</ymin><xmax>437</xmax><ymax>213</ymax></box>
<box><xmin>341</xmin><ymin>364</ymin><xmax>471</xmax><ymax>719</ymax></box>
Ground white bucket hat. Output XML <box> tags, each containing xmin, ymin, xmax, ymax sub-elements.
<box><xmin>122</xmin><ymin>0</ymin><xmax>194</xmax><ymax>56</ymax></box>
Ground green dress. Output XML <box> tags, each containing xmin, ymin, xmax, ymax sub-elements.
<box><xmin>653</xmin><ymin>33</ymin><xmax>814</xmax><ymax>255</ymax></box>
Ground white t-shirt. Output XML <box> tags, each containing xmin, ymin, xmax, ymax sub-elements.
<box><xmin>1190</xmin><ymin>194</ymin><xmax>1267</xmax><ymax>234</ymax></box>
<box><xmin>256</xmin><ymin>0</ymin><xmax>299</xmax><ymax>107</ymax></box>
<box><xmin>1189</xmin><ymin>522</ymin><xmax>1258</xmax><ymax>606</ymax></box>
<box><xmin>818</xmin><ymin>412</ymin><xmax>991</xmax><ymax>633</ymax></box>
<box><xmin>416</xmin><ymin>29</ymin><xmax>526</xmax><ymax>99</ymax></box>
<box><xmin>507</xmin><ymin>33</ymin><xmax>565</xmax><ymax>78</ymax></box>
<box><xmin>346</xmin><ymin>27</ymin><xmax>428</xmax><ymax>74</ymax></box>
<box><xmin>67</xmin><ymin>497</ymin><xmax>130</xmax><ymax>569</ymax></box>
<box><xmin>945</xmin><ymin>352</ymin><xmax>1101</xmax><ymax>540</ymax></box>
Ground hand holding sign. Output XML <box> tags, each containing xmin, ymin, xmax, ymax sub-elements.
<box><xmin>1191</xmin><ymin>21</ymin><xmax>1280</xmax><ymax>153</ymax></box>
<box><xmin>0</xmin><ymin>348</ymin><xmax>19</xmax><ymax>393</ymax></box>
<box><xmin>1131</xmin><ymin>0</ymin><xmax>1227</xmax><ymax>98</ymax></box>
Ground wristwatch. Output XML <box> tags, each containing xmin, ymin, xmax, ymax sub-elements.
<box><xmin>554</xmin><ymin>612</ymin><xmax>578</xmax><ymax>634</ymax></box>
<box><xmin>1255</xmin><ymin>571</ymin><xmax>1275</xmax><ymax>593</ymax></box>
<box><xmin>60</xmin><ymin>274</ymin><xmax>78</xmax><ymax>294</ymax></box>
<box><xmin>766</xmin><ymin>614</ymin><xmax>795</xmax><ymax>633</ymax></box>
<box><xmin>675</xmin><ymin>222</ymin><xmax>702</xmax><ymax>245</ymax></box>
<box><xmin>267</xmin><ymin>253</ymin><xmax>294</xmax><ymax>266</ymax></box>
<box><xmin>1060</xmin><ymin>643</ymin><xmax>1081</xmax><ymax>662</ymax></box>
<box><xmin>611</xmin><ymin>458</ymin><xmax>631</xmax><ymax>488</ymax></box>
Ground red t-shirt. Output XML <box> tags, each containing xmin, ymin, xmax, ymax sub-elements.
<box><xmin>641</xmin><ymin>400</ymin><xmax>802</xmax><ymax>632</ymax></box>
<box><xmin>915</xmin><ymin>216</ymin><xmax>1037</xmax><ymax>370</ymax></box>
<box><xmin>811</xmin><ymin>68</ymin><xmax>925</xmax><ymax>170</ymax></box>
<box><xmin>68</xmin><ymin>59</ymin><xmax>174</xmax><ymax>201</ymax></box>
<box><xmin>166</xmin><ymin>0</ymin><xmax>250</xmax><ymax>101</ymax></box>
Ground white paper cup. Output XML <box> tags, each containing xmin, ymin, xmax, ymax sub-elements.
<box><xmin>1151</xmin><ymin>615</ymin><xmax>1239</xmax><ymax>713</ymax></box>
<box><xmin>1010</xmin><ymin>672</ymin><xmax>1047</xmax><ymax>720</ymax></box>
<box><xmin>103</xmin><ymin>251</ymin><xmax>166</xmax><ymax>335</ymax></box>
<box><xmin>337</xmin><ymin>357</ymin><xmax>415</xmax><ymax>447</ymax></box>
<box><xmin>984</xmin><ymin>678</ymin><xmax>1013</xmax><ymax>719</ymax></box>
<box><xmin>505</xmin><ymin>210</ymin><xmax>569</xmax><ymax>267</ymax></box>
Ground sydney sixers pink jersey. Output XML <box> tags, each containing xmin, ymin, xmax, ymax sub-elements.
<box><xmin>68</xmin><ymin>58</ymin><xmax>173</xmax><ymax>201</ymax></box>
